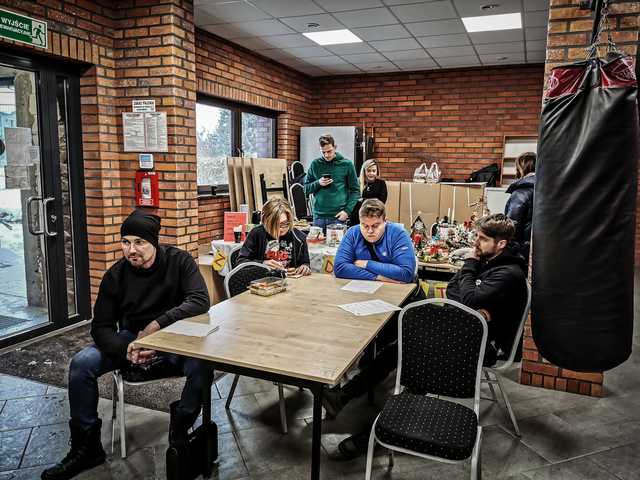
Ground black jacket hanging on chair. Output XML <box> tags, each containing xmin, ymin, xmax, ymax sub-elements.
<box><xmin>532</xmin><ymin>53</ymin><xmax>638</xmax><ymax>372</ymax></box>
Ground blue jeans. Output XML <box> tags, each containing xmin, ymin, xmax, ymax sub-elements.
<box><xmin>68</xmin><ymin>330</ymin><xmax>212</xmax><ymax>430</ymax></box>
<box><xmin>313</xmin><ymin>216</ymin><xmax>346</xmax><ymax>234</ymax></box>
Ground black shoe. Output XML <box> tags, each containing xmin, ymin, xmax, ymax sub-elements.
<box><xmin>169</xmin><ymin>401</ymin><xmax>199</xmax><ymax>449</ymax></box>
<box><xmin>322</xmin><ymin>387</ymin><xmax>347</xmax><ymax>419</ymax></box>
<box><xmin>334</xmin><ymin>430</ymin><xmax>371</xmax><ymax>461</ymax></box>
<box><xmin>41</xmin><ymin>419</ymin><xmax>106</xmax><ymax>480</ymax></box>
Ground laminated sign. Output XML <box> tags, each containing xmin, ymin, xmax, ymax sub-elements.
<box><xmin>532</xmin><ymin>53</ymin><xmax>639</xmax><ymax>371</ymax></box>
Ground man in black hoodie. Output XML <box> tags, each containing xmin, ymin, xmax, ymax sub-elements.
<box><xmin>42</xmin><ymin>210</ymin><xmax>211</xmax><ymax>480</ymax></box>
<box><xmin>446</xmin><ymin>213</ymin><xmax>528</xmax><ymax>366</ymax></box>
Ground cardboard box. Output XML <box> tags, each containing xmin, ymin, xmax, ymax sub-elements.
<box><xmin>251</xmin><ymin>158</ymin><xmax>289</xmax><ymax>210</ymax></box>
<box><xmin>399</xmin><ymin>182</ymin><xmax>440</xmax><ymax>231</ymax></box>
<box><xmin>385</xmin><ymin>181</ymin><xmax>401</xmax><ymax>222</ymax></box>
<box><xmin>225</xmin><ymin>157</ymin><xmax>237</xmax><ymax>210</ymax></box>
<box><xmin>232</xmin><ymin>157</ymin><xmax>245</xmax><ymax>208</ymax></box>
<box><xmin>241</xmin><ymin>157</ymin><xmax>256</xmax><ymax>212</ymax></box>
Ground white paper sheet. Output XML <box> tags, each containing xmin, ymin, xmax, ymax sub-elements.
<box><xmin>341</xmin><ymin>280</ymin><xmax>383</xmax><ymax>294</ymax></box>
<box><xmin>337</xmin><ymin>299</ymin><xmax>402</xmax><ymax>316</ymax></box>
<box><xmin>162</xmin><ymin>321</ymin><xmax>219</xmax><ymax>337</ymax></box>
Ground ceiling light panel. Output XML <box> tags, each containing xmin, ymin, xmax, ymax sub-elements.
<box><xmin>462</xmin><ymin>13</ymin><xmax>522</xmax><ymax>33</ymax></box>
<box><xmin>303</xmin><ymin>29</ymin><xmax>363</xmax><ymax>46</ymax></box>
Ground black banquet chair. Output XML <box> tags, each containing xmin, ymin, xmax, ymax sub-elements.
<box><xmin>365</xmin><ymin>298</ymin><xmax>488</xmax><ymax>480</ymax></box>
<box><xmin>222</xmin><ymin>262</ymin><xmax>290</xmax><ymax>434</ymax></box>
<box><xmin>289</xmin><ymin>183</ymin><xmax>312</xmax><ymax>221</ymax></box>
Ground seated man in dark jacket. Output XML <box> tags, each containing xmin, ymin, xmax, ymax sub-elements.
<box><xmin>446</xmin><ymin>213</ymin><xmax>528</xmax><ymax>366</ymax></box>
<box><xmin>42</xmin><ymin>210</ymin><xmax>212</xmax><ymax>480</ymax></box>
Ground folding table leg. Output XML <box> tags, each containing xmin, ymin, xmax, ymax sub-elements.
<box><xmin>311</xmin><ymin>384</ymin><xmax>324</xmax><ymax>480</ymax></box>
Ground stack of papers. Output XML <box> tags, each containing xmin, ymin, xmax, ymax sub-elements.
<box><xmin>341</xmin><ymin>280</ymin><xmax>383</xmax><ymax>294</ymax></box>
<box><xmin>162</xmin><ymin>320</ymin><xmax>220</xmax><ymax>337</ymax></box>
<box><xmin>337</xmin><ymin>299</ymin><xmax>402</xmax><ymax>316</ymax></box>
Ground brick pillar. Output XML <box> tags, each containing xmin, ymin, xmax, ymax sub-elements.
<box><xmin>521</xmin><ymin>0</ymin><xmax>640</xmax><ymax>397</ymax></box>
<box><xmin>114</xmin><ymin>0</ymin><xmax>198</xmax><ymax>255</ymax></box>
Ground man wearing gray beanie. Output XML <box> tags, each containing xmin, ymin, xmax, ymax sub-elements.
<box><xmin>43</xmin><ymin>209</ymin><xmax>212</xmax><ymax>480</ymax></box>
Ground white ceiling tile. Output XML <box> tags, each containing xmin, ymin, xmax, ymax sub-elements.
<box><xmin>469</xmin><ymin>28</ymin><xmax>523</xmax><ymax>44</ymax></box>
<box><xmin>252</xmin><ymin>0</ymin><xmax>324</xmax><ymax>17</ymax></box>
<box><xmin>259</xmin><ymin>33</ymin><xmax>316</xmax><ymax>48</ymax></box>
<box><xmin>394</xmin><ymin>58</ymin><xmax>439</xmax><ymax>70</ymax></box>
<box><xmin>390</xmin><ymin>1</ymin><xmax>457</xmax><ymax>23</ymax></box>
<box><xmin>323</xmin><ymin>65</ymin><xmax>365</xmax><ymax>75</ymax></box>
<box><xmin>479</xmin><ymin>52</ymin><xmax>526</xmax><ymax>65</ymax></box>
<box><xmin>417</xmin><ymin>33</ymin><xmax>470</xmax><ymax>48</ymax></box>
<box><xmin>198</xmin><ymin>2</ymin><xmax>272</xmax><ymax>23</ymax></box>
<box><xmin>314</xmin><ymin>0</ymin><xmax>384</xmax><ymax>12</ymax></box>
<box><xmin>304</xmin><ymin>56</ymin><xmax>351</xmax><ymax>66</ymax></box>
<box><xmin>525</xmin><ymin>0</ymin><xmax>551</xmax><ymax>11</ymax></box>
<box><xmin>231</xmin><ymin>19</ymin><xmax>296</xmax><ymax>36</ymax></box>
<box><xmin>194</xmin><ymin>7</ymin><xmax>220</xmax><ymax>26</ymax></box>
<box><xmin>341</xmin><ymin>52</ymin><xmax>387</xmax><ymax>63</ymax></box>
<box><xmin>297</xmin><ymin>65</ymin><xmax>330</xmax><ymax>76</ymax></box>
<box><xmin>436</xmin><ymin>55</ymin><xmax>480</xmax><ymax>67</ymax></box>
<box><xmin>526</xmin><ymin>27</ymin><xmax>548</xmax><ymax>41</ymax></box>
<box><xmin>526</xmin><ymin>39</ymin><xmax>547</xmax><ymax>51</ymax></box>
<box><xmin>452</xmin><ymin>0</ymin><xmax>521</xmax><ymax>17</ymax></box>
<box><xmin>383</xmin><ymin>48</ymin><xmax>430</xmax><ymax>61</ymax></box>
<box><xmin>282</xmin><ymin>46</ymin><xmax>332</xmax><ymax>57</ymax></box>
<box><xmin>427</xmin><ymin>45</ymin><xmax>476</xmax><ymax>58</ymax></box>
<box><xmin>405</xmin><ymin>19</ymin><xmax>465</xmax><ymax>36</ymax></box>
<box><xmin>474</xmin><ymin>41</ymin><xmax>524</xmax><ymax>55</ymax></box>
<box><xmin>369</xmin><ymin>38</ymin><xmax>421</xmax><ymax>51</ymax></box>
<box><xmin>382</xmin><ymin>0</ymin><xmax>425</xmax><ymax>4</ymax></box>
<box><xmin>256</xmin><ymin>49</ymin><xmax>299</xmax><ymax>61</ymax></box>
<box><xmin>280</xmin><ymin>14</ymin><xmax>345</xmax><ymax>32</ymax></box>
<box><xmin>356</xmin><ymin>61</ymin><xmax>400</xmax><ymax>72</ymax></box>
<box><xmin>232</xmin><ymin>36</ymin><xmax>276</xmax><ymax>50</ymax></box>
<box><xmin>527</xmin><ymin>50</ymin><xmax>546</xmax><ymax>62</ymax></box>
<box><xmin>352</xmin><ymin>24</ymin><xmax>411</xmax><ymax>41</ymax></box>
<box><xmin>326</xmin><ymin>43</ymin><xmax>376</xmax><ymax>55</ymax></box>
<box><xmin>525</xmin><ymin>10</ymin><xmax>549</xmax><ymax>28</ymax></box>
<box><xmin>200</xmin><ymin>23</ymin><xmax>248</xmax><ymax>38</ymax></box>
<box><xmin>333</xmin><ymin>8</ymin><xmax>398</xmax><ymax>28</ymax></box>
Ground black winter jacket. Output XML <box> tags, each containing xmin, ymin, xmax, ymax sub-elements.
<box><xmin>237</xmin><ymin>225</ymin><xmax>310</xmax><ymax>268</ymax></box>
<box><xmin>446</xmin><ymin>246</ymin><xmax>528</xmax><ymax>358</ymax></box>
<box><xmin>505</xmin><ymin>174</ymin><xmax>535</xmax><ymax>259</ymax></box>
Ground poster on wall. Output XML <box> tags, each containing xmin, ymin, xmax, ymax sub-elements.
<box><xmin>122</xmin><ymin>112</ymin><xmax>168</xmax><ymax>152</ymax></box>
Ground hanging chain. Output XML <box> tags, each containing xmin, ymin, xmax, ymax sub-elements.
<box><xmin>586</xmin><ymin>0</ymin><xmax>618</xmax><ymax>59</ymax></box>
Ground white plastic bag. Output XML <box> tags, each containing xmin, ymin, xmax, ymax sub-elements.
<box><xmin>413</xmin><ymin>163</ymin><xmax>428</xmax><ymax>183</ymax></box>
<box><xmin>425</xmin><ymin>162</ymin><xmax>441</xmax><ymax>183</ymax></box>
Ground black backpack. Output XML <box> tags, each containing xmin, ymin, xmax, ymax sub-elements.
<box><xmin>467</xmin><ymin>163</ymin><xmax>500</xmax><ymax>187</ymax></box>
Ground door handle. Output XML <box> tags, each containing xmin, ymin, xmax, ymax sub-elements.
<box><xmin>42</xmin><ymin>197</ymin><xmax>58</xmax><ymax>237</ymax></box>
<box><xmin>26</xmin><ymin>196</ymin><xmax>44</xmax><ymax>235</ymax></box>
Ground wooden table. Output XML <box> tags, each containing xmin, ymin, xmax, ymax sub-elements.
<box><xmin>135</xmin><ymin>274</ymin><xmax>415</xmax><ymax>480</ymax></box>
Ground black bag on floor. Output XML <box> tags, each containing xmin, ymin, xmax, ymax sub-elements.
<box><xmin>532</xmin><ymin>53</ymin><xmax>638</xmax><ymax>371</ymax></box>
<box><xmin>166</xmin><ymin>422</ymin><xmax>218</xmax><ymax>480</ymax></box>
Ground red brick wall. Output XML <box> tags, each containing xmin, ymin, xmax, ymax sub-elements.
<box><xmin>520</xmin><ymin>0</ymin><xmax>639</xmax><ymax>397</ymax></box>
<box><xmin>311</xmin><ymin>66</ymin><xmax>544</xmax><ymax>182</ymax></box>
<box><xmin>198</xmin><ymin>195</ymin><xmax>230</xmax><ymax>246</ymax></box>
<box><xmin>194</xmin><ymin>28</ymin><xmax>315</xmax><ymax>242</ymax></box>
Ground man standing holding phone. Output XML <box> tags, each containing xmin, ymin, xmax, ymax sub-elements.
<box><xmin>304</xmin><ymin>134</ymin><xmax>360</xmax><ymax>233</ymax></box>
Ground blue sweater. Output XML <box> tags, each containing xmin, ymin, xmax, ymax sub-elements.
<box><xmin>334</xmin><ymin>223</ymin><xmax>416</xmax><ymax>283</ymax></box>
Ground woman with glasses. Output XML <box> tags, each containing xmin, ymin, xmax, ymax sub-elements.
<box><xmin>237</xmin><ymin>198</ymin><xmax>311</xmax><ymax>276</ymax></box>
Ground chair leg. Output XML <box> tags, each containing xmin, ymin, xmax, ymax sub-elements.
<box><xmin>117</xmin><ymin>375</ymin><xmax>126</xmax><ymax>458</ymax></box>
<box><xmin>388</xmin><ymin>450</ymin><xmax>394</xmax><ymax>468</ymax></box>
<box><xmin>495</xmin><ymin>372</ymin><xmax>520</xmax><ymax>437</ymax></box>
<box><xmin>278</xmin><ymin>384</ymin><xmax>288</xmax><ymax>434</ymax></box>
<box><xmin>111</xmin><ymin>373</ymin><xmax>117</xmax><ymax>454</ymax></box>
<box><xmin>471</xmin><ymin>426</ymin><xmax>482</xmax><ymax>480</ymax></box>
<box><xmin>225</xmin><ymin>374</ymin><xmax>240</xmax><ymax>409</ymax></box>
<box><xmin>483</xmin><ymin>369</ymin><xmax>497</xmax><ymax>402</ymax></box>
<box><xmin>365</xmin><ymin>425</ymin><xmax>377</xmax><ymax>480</ymax></box>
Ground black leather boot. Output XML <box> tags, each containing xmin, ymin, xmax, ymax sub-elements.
<box><xmin>41</xmin><ymin>419</ymin><xmax>106</xmax><ymax>480</ymax></box>
<box><xmin>168</xmin><ymin>400</ymin><xmax>199</xmax><ymax>449</ymax></box>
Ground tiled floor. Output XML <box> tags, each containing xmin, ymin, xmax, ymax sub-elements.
<box><xmin>1</xmin><ymin>306</ymin><xmax>639</xmax><ymax>479</ymax></box>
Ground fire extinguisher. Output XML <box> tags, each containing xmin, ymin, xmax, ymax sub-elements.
<box><xmin>135</xmin><ymin>170</ymin><xmax>159</xmax><ymax>207</ymax></box>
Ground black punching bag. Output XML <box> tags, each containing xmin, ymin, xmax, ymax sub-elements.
<box><xmin>532</xmin><ymin>53</ymin><xmax>638</xmax><ymax>372</ymax></box>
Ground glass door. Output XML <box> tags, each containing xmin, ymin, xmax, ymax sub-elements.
<box><xmin>0</xmin><ymin>54</ymin><xmax>89</xmax><ymax>348</ymax></box>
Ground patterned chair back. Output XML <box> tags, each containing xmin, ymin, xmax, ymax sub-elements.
<box><xmin>224</xmin><ymin>262</ymin><xmax>271</xmax><ymax>299</ymax></box>
<box><xmin>398</xmin><ymin>299</ymin><xmax>487</xmax><ymax>399</ymax></box>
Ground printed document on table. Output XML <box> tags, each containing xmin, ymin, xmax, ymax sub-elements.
<box><xmin>337</xmin><ymin>299</ymin><xmax>402</xmax><ymax>316</ymax></box>
<box><xmin>162</xmin><ymin>320</ymin><xmax>220</xmax><ymax>337</ymax></box>
<box><xmin>341</xmin><ymin>280</ymin><xmax>383</xmax><ymax>294</ymax></box>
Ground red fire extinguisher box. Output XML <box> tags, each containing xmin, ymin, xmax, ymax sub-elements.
<box><xmin>135</xmin><ymin>170</ymin><xmax>160</xmax><ymax>207</ymax></box>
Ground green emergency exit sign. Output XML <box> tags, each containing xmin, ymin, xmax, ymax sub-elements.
<box><xmin>0</xmin><ymin>8</ymin><xmax>47</xmax><ymax>49</ymax></box>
